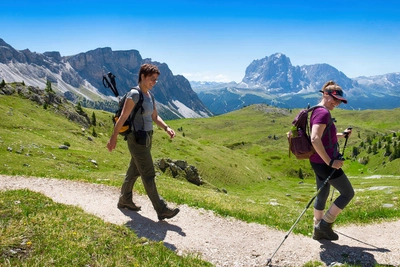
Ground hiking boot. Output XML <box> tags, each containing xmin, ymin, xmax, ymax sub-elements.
<box><xmin>157</xmin><ymin>207</ymin><xmax>180</xmax><ymax>221</ymax></box>
<box><xmin>313</xmin><ymin>219</ymin><xmax>338</xmax><ymax>240</ymax></box>
<box><xmin>117</xmin><ymin>201</ymin><xmax>141</xmax><ymax>211</ymax></box>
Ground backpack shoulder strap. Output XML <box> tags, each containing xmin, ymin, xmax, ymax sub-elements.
<box><xmin>129</xmin><ymin>86</ymin><xmax>145</xmax><ymax>132</ymax></box>
<box><xmin>310</xmin><ymin>105</ymin><xmax>334</xmax><ymax>133</ymax></box>
<box><xmin>308</xmin><ymin>105</ymin><xmax>332</xmax><ymax>127</ymax></box>
<box><xmin>300</xmin><ymin>105</ymin><xmax>322</xmax><ymax>135</ymax></box>
<box><xmin>130</xmin><ymin>86</ymin><xmax>144</xmax><ymax>112</ymax></box>
<box><xmin>307</xmin><ymin>105</ymin><xmax>324</xmax><ymax>113</ymax></box>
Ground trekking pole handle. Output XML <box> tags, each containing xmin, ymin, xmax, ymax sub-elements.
<box><xmin>343</xmin><ymin>127</ymin><xmax>352</xmax><ymax>138</ymax></box>
<box><xmin>339</xmin><ymin>127</ymin><xmax>352</xmax><ymax>160</ymax></box>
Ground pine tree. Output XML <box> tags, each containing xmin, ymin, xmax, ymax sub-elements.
<box><xmin>298</xmin><ymin>168</ymin><xmax>304</xmax><ymax>179</ymax></box>
<box><xmin>387</xmin><ymin>136</ymin><xmax>392</xmax><ymax>145</ymax></box>
<box><xmin>76</xmin><ymin>102</ymin><xmax>83</xmax><ymax>114</ymax></box>
<box><xmin>372</xmin><ymin>143</ymin><xmax>378</xmax><ymax>154</ymax></box>
<box><xmin>352</xmin><ymin>146</ymin><xmax>359</xmax><ymax>157</ymax></box>
<box><xmin>384</xmin><ymin>144</ymin><xmax>391</xmax><ymax>157</ymax></box>
<box><xmin>45</xmin><ymin>79</ymin><xmax>54</xmax><ymax>93</ymax></box>
<box><xmin>393</xmin><ymin>141</ymin><xmax>399</xmax><ymax>160</ymax></box>
<box><xmin>91</xmin><ymin>112</ymin><xmax>97</xmax><ymax>126</ymax></box>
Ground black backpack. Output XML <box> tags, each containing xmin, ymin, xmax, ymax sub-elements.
<box><xmin>102</xmin><ymin>73</ymin><xmax>144</xmax><ymax>138</ymax></box>
<box><xmin>287</xmin><ymin>105</ymin><xmax>335</xmax><ymax>159</ymax></box>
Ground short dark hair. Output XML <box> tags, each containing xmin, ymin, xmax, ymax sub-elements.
<box><xmin>138</xmin><ymin>64</ymin><xmax>160</xmax><ymax>83</ymax></box>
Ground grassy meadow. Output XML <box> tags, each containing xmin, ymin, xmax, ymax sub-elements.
<box><xmin>1</xmin><ymin>86</ymin><xmax>399</xmax><ymax>266</ymax></box>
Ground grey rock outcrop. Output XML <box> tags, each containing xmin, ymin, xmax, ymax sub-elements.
<box><xmin>0</xmin><ymin>83</ymin><xmax>90</xmax><ymax>127</ymax></box>
<box><xmin>156</xmin><ymin>158</ymin><xmax>203</xmax><ymax>186</ymax></box>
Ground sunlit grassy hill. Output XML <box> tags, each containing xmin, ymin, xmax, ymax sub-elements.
<box><xmin>1</xmin><ymin>85</ymin><xmax>399</xmax><ymax>235</ymax></box>
<box><xmin>167</xmin><ymin>105</ymin><xmax>400</xmax><ymax>180</ymax></box>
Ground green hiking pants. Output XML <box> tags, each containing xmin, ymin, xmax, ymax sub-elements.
<box><xmin>119</xmin><ymin>131</ymin><xmax>166</xmax><ymax>214</ymax></box>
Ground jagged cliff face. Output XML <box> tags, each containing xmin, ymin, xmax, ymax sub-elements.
<box><xmin>241</xmin><ymin>53</ymin><xmax>357</xmax><ymax>94</ymax></box>
<box><xmin>0</xmin><ymin>42</ymin><xmax>87</xmax><ymax>96</ymax></box>
<box><xmin>65</xmin><ymin>47</ymin><xmax>142</xmax><ymax>95</ymax></box>
<box><xmin>242</xmin><ymin>53</ymin><xmax>298</xmax><ymax>91</ymax></box>
<box><xmin>0</xmin><ymin>38</ymin><xmax>212</xmax><ymax>119</ymax></box>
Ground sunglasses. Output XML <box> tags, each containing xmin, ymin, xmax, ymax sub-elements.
<box><xmin>319</xmin><ymin>89</ymin><xmax>344</xmax><ymax>96</ymax></box>
<box><xmin>326</xmin><ymin>90</ymin><xmax>343</xmax><ymax>97</ymax></box>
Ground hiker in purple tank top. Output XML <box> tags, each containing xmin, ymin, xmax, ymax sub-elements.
<box><xmin>309</xmin><ymin>81</ymin><xmax>354</xmax><ymax>241</ymax></box>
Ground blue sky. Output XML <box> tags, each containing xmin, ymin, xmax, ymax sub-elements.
<box><xmin>1</xmin><ymin>0</ymin><xmax>400</xmax><ymax>82</ymax></box>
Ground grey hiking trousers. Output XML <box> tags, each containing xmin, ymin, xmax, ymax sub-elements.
<box><xmin>119</xmin><ymin>131</ymin><xmax>167</xmax><ymax>213</ymax></box>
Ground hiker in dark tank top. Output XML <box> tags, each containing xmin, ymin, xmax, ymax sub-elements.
<box><xmin>107</xmin><ymin>63</ymin><xmax>180</xmax><ymax>221</ymax></box>
<box><xmin>310</xmin><ymin>80</ymin><xmax>354</xmax><ymax>240</ymax></box>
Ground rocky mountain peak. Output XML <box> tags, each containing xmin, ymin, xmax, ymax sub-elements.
<box><xmin>0</xmin><ymin>39</ymin><xmax>212</xmax><ymax>119</ymax></box>
<box><xmin>0</xmin><ymin>38</ymin><xmax>13</xmax><ymax>48</ymax></box>
<box><xmin>197</xmin><ymin>53</ymin><xmax>400</xmax><ymax>113</ymax></box>
<box><xmin>242</xmin><ymin>53</ymin><xmax>301</xmax><ymax>92</ymax></box>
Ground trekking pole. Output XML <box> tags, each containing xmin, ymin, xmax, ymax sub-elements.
<box><xmin>266</xmin><ymin>168</ymin><xmax>336</xmax><ymax>266</ymax></box>
<box><xmin>102</xmin><ymin>72</ymin><xmax>120</xmax><ymax>97</ymax></box>
<box><xmin>329</xmin><ymin>127</ymin><xmax>352</xmax><ymax>202</ymax></box>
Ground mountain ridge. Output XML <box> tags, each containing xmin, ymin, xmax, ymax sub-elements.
<box><xmin>193</xmin><ymin>53</ymin><xmax>400</xmax><ymax>114</ymax></box>
<box><xmin>2</xmin><ymin>38</ymin><xmax>400</xmax><ymax>116</ymax></box>
<box><xmin>0</xmin><ymin>38</ymin><xmax>212</xmax><ymax>119</ymax></box>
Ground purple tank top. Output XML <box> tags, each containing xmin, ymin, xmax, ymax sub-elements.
<box><xmin>309</xmin><ymin>107</ymin><xmax>338</xmax><ymax>163</ymax></box>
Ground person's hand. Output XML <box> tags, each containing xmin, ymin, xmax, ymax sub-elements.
<box><xmin>343</xmin><ymin>127</ymin><xmax>352</xmax><ymax>138</ymax></box>
<box><xmin>166</xmin><ymin>127</ymin><xmax>176</xmax><ymax>139</ymax></box>
<box><xmin>331</xmin><ymin>159</ymin><xmax>344</xmax><ymax>169</ymax></box>
<box><xmin>107</xmin><ymin>136</ymin><xmax>117</xmax><ymax>152</ymax></box>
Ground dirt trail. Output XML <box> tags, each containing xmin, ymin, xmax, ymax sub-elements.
<box><xmin>1</xmin><ymin>175</ymin><xmax>399</xmax><ymax>267</ymax></box>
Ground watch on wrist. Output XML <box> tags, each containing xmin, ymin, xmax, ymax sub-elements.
<box><xmin>329</xmin><ymin>159</ymin><xmax>335</xmax><ymax>167</ymax></box>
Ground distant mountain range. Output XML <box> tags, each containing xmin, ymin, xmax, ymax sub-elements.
<box><xmin>1</xmin><ymin>38</ymin><xmax>399</xmax><ymax>117</ymax></box>
<box><xmin>192</xmin><ymin>53</ymin><xmax>400</xmax><ymax>114</ymax></box>
<box><xmin>0</xmin><ymin>38</ymin><xmax>212</xmax><ymax>119</ymax></box>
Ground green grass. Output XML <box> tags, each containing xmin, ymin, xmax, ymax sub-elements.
<box><xmin>0</xmin><ymin>189</ymin><xmax>210</xmax><ymax>267</ymax></box>
<box><xmin>1</xmin><ymin>88</ymin><xmax>399</xmax><ymax>267</ymax></box>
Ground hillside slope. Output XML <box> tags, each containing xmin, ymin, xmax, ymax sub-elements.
<box><xmin>1</xmin><ymin>84</ymin><xmax>399</xmax><ymax>238</ymax></box>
